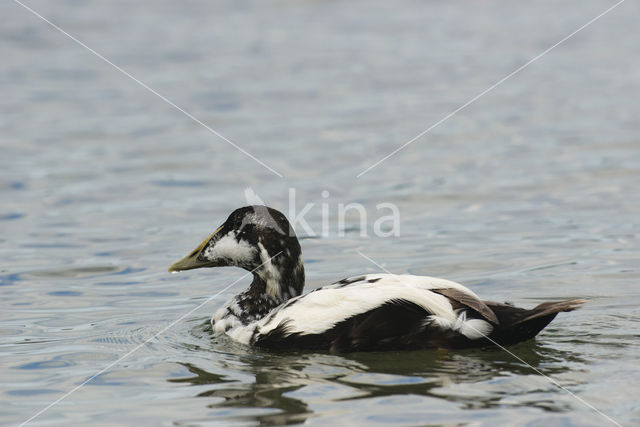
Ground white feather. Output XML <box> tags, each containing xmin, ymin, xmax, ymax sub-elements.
<box><xmin>427</xmin><ymin>311</ymin><xmax>493</xmax><ymax>339</ymax></box>
<box><xmin>324</xmin><ymin>274</ymin><xmax>483</xmax><ymax>298</ymax></box>
<box><xmin>458</xmin><ymin>318</ymin><xmax>493</xmax><ymax>339</ymax></box>
<box><xmin>204</xmin><ymin>232</ymin><xmax>255</xmax><ymax>263</ymax></box>
<box><xmin>257</xmin><ymin>242</ymin><xmax>282</xmax><ymax>297</ymax></box>
<box><xmin>255</xmin><ymin>274</ymin><xmax>477</xmax><ymax>335</ymax></box>
<box><xmin>213</xmin><ymin>274</ymin><xmax>493</xmax><ymax>345</ymax></box>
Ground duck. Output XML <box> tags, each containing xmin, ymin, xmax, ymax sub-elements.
<box><xmin>169</xmin><ymin>206</ymin><xmax>586</xmax><ymax>353</ymax></box>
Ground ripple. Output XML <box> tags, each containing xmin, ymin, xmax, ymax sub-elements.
<box><xmin>27</xmin><ymin>266</ymin><xmax>121</xmax><ymax>279</ymax></box>
<box><xmin>0</xmin><ymin>272</ymin><xmax>22</xmax><ymax>286</ymax></box>
<box><xmin>153</xmin><ymin>180</ymin><xmax>206</xmax><ymax>187</ymax></box>
<box><xmin>7</xmin><ymin>389</ymin><xmax>59</xmax><ymax>396</ymax></box>
<box><xmin>48</xmin><ymin>291</ymin><xmax>83</xmax><ymax>296</ymax></box>
<box><xmin>18</xmin><ymin>359</ymin><xmax>73</xmax><ymax>370</ymax></box>
<box><xmin>0</xmin><ymin>212</ymin><xmax>25</xmax><ymax>220</ymax></box>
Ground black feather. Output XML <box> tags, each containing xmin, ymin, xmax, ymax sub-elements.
<box><xmin>253</xmin><ymin>299</ymin><xmax>477</xmax><ymax>353</ymax></box>
<box><xmin>485</xmin><ymin>299</ymin><xmax>587</xmax><ymax>345</ymax></box>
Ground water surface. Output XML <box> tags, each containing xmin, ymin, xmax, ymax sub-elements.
<box><xmin>2</xmin><ymin>0</ymin><xmax>639</xmax><ymax>425</ymax></box>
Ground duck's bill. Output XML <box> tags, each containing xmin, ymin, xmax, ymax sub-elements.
<box><xmin>168</xmin><ymin>252</ymin><xmax>212</xmax><ymax>272</ymax></box>
<box><xmin>168</xmin><ymin>227</ymin><xmax>221</xmax><ymax>272</ymax></box>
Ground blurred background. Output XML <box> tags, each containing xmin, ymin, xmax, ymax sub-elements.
<box><xmin>1</xmin><ymin>0</ymin><xmax>639</xmax><ymax>425</ymax></box>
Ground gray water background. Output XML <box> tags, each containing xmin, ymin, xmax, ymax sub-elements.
<box><xmin>2</xmin><ymin>0</ymin><xmax>639</xmax><ymax>425</ymax></box>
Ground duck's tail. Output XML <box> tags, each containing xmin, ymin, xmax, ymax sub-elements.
<box><xmin>485</xmin><ymin>299</ymin><xmax>587</xmax><ymax>346</ymax></box>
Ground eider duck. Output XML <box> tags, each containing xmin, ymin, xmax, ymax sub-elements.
<box><xmin>169</xmin><ymin>206</ymin><xmax>586</xmax><ymax>353</ymax></box>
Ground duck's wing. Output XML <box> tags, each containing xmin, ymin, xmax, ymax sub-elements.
<box><xmin>250</xmin><ymin>274</ymin><xmax>495</xmax><ymax>352</ymax></box>
<box><xmin>430</xmin><ymin>287</ymin><xmax>499</xmax><ymax>324</ymax></box>
<box><xmin>329</xmin><ymin>273</ymin><xmax>499</xmax><ymax>324</ymax></box>
<box><xmin>244</xmin><ymin>275</ymin><xmax>586</xmax><ymax>351</ymax></box>
<box><xmin>255</xmin><ymin>298</ymin><xmax>471</xmax><ymax>353</ymax></box>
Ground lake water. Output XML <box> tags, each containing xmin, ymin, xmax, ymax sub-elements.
<box><xmin>2</xmin><ymin>0</ymin><xmax>639</xmax><ymax>425</ymax></box>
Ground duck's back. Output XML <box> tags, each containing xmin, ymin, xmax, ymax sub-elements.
<box><xmin>259</xmin><ymin>274</ymin><xmax>473</xmax><ymax>322</ymax></box>
<box><xmin>213</xmin><ymin>274</ymin><xmax>584</xmax><ymax>353</ymax></box>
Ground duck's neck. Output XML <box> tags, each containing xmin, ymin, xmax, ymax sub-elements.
<box><xmin>236</xmin><ymin>256</ymin><xmax>305</xmax><ymax>322</ymax></box>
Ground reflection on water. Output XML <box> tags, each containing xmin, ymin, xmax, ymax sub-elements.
<box><xmin>167</xmin><ymin>321</ymin><xmax>588</xmax><ymax>425</ymax></box>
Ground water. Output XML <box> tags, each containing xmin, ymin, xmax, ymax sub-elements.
<box><xmin>2</xmin><ymin>0</ymin><xmax>639</xmax><ymax>425</ymax></box>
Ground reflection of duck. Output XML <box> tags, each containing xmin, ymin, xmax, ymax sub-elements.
<box><xmin>170</xmin><ymin>206</ymin><xmax>586</xmax><ymax>352</ymax></box>
<box><xmin>170</xmin><ymin>335</ymin><xmax>585</xmax><ymax>425</ymax></box>
<box><xmin>169</xmin><ymin>361</ymin><xmax>312</xmax><ymax>425</ymax></box>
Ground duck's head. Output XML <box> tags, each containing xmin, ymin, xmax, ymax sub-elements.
<box><xmin>169</xmin><ymin>206</ymin><xmax>304</xmax><ymax>298</ymax></box>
